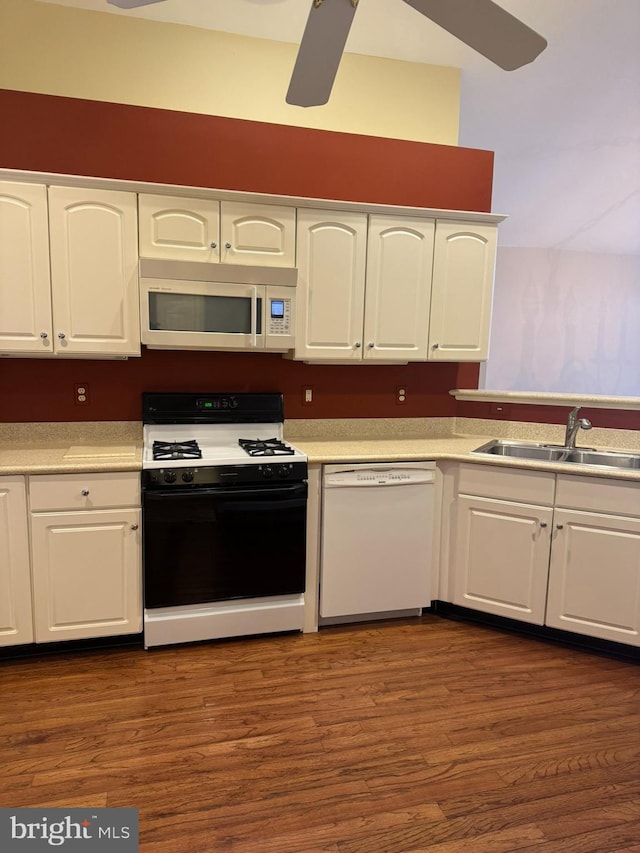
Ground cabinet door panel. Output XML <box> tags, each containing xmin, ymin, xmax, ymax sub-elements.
<box><xmin>0</xmin><ymin>477</ymin><xmax>33</xmax><ymax>646</ymax></box>
<box><xmin>48</xmin><ymin>187</ymin><xmax>140</xmax><ymax>356</ymax></box>
<box><xmin>31</xmin><ymin>508</ymin><xmax>142</xmax><ymax>642</ymax></box>
<box><xmin>0</xmin><ymin>182</ymin><xmax>52</xmax><ymax>354</ymax></box>
<box><xmin>363</xmin><ymin>215</ymin><xmax>434</xmax><ymax>361</ymax></box>
<box><xmin>138</xmin><ymin>194</ymin><xmax>220</xmax><ymax>262</ymax></box>
<box><xmin>429</xmin><ymin>222</ymin><xmax>497</xmax><ymax>361</ymax></box>
<box><xmin>221</xmin><ymin>201</ymin><xmax>295</xmax><ymax>267</ymax></box>
<box><xmin>295</xmin><ymin>210</ymin><xmax>367</xmax><ymax>360</ymax></box>
<box><xmin>453</xmin><ymin>495</ymin><xmax>552</xmax><ymax>624</ymax></box>
<box><xmin>547</xmin><ymin>509</ymin><xmax>640</xmax><ymax>645</ymax></box>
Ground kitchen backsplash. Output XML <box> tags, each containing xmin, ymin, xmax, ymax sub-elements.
<box><xmin>0</xmin><ymin>349</ymin><xmax>479</xmax><ymax>423</ymax></box>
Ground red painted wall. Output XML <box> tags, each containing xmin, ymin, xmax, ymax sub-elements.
<box><xmin>0</xmin><ymin>90</ymin><xmax>490</xmax><ymax>423</ymax></box>
<box><xmin>456</xmin><ymin>400</ymin><xmax>640</xmax><ymax>431</ymax></box>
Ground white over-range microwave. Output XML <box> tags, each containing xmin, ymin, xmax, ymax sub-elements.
<box><xmin>139</xmin><ymin>258</ymin><xmax>296</xmax><ymax>352</ymax></box>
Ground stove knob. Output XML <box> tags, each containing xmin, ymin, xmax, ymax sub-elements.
<box><xmin>277</xmin><ymin>465</ymin><xmax>290</xmax><ymax>479</ymax></box>
<box><xmin>181</xmin><ymin>470</ymin><xmax>194</xmax><ymax>483</ymax></box>
<box><xmin>262</xmin><ymin>466</ymin><xmax>274</xmax><ymax>479</ymax></box>
<box><xmin>163</xmin><ymin>471</ymin><xmax>177</xmax><ymax>484</ymax></box>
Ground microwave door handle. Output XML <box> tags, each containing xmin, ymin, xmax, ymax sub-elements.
<box><xmin>250</xmin><ymin>286</ymin><xmax>258</xmax><ymax>348</ymax></box>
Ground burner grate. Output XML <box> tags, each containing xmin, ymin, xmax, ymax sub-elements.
<box><xmin>238</xmin><ymin>438</ymin><xmax>295</xmax><ymax>457</ymax></box>
<box><xmin>153</xmin><ymin>440</ymin><xmax>202</xmax><ymax>461</ymax></box>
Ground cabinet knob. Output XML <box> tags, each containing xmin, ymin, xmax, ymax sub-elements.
<box><xmin>81</xmin><ymin>489</ymin><xmax>90</xmax><ymax>496</ymax></box>
<box><xmin>354</xmin><ymin>342</ymin><xmax>361</xmax><ymax>348</ymax></box>
<box><xmin>432</xmin><ymin>342</ymin><xmax>439</xmax><ymax>349</ymax></box>
<box><xmin>225</xmin><ymin>242</ymin><xmax>232</xmax><ymax>250</ymax></box>
<box><xmin>130</xmin><ymin>523</ymin><xmax>139</xmax><ymax>531</ymax></box>
<box><xmin>210</xmin><ymin>241</ymin><xmax>217</xmax><ymax>249</ymax></box>
<box><xmin>40</xmin><ymin>331</ymin><xmax>48</xmax><ymax>339</ymax></box>
<box><xmin>367</xmin><ymin>342</ymin><xmax>375</xmax><ymax>348</ymax></box>
<box><xmin>58</xmin><ymin>332</ymin><xmax>66</xmax><ymax>340</ymax></box>
<box><xmin>556</xmin><ymin>523</ymin><xmax>564</xmax><ymax>530</ymax></box>
<box><xmin>539</xmin><ymin>521</ymin><xmax>548</xmax><ymax>528</ymax></box>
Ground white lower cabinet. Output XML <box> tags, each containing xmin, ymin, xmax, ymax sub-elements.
<box><xmin>26</xmin><ymin>472</ymin><xmax>142</xmax><ymax>644</ymax></box>
<box><xmin>454</xmin><ymin>494</ymin><xmax>552</xmax><ymax>624</ymax></box>
<box><xmin>0</xmin><ymin>477</ymin><xmax>34</xmax><ymax>647</ymax></box>
<box><xmin>452</xmin><ymin>465</ymin><xmax>555</xmax><ymax>625</ymax></box>
<box><xmin>451</xmin><ymin>464</ymin><xmax>640</xmax><ymax>646</ymax></box>
<box><xmin>545</xmin><ymin>475</ymin><xmax>640</xmax><ymax>646</ymax></box>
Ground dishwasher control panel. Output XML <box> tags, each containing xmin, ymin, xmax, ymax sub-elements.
<box><xmin>323</xmin><ymin>462</ymin><xmax>436</xmax><ymax>488</ymax></box>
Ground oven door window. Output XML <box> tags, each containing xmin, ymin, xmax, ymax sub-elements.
<box><xmin>143</xmin><ymin>483</ymin><xmax>307</xmax><ymax>608</ymax></box>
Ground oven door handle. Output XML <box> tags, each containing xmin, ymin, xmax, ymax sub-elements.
<box><xmin>144</xmin><ymin>482</ymin><xmax>307</xmax><ymax>499</ymax></box>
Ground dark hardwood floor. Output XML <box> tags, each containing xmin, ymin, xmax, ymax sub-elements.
<box><xmin>1</xmin><ymin>615</ymin><xmax>639</xmax><ymax>852</ymax></box>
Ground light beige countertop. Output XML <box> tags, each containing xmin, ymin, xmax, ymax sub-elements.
<box><xmin>0</xmin><ymin>422</ymin><xmax>142</xmax><ymax>475</ymax></box>
<box><xmin>3</xmin><ymin>417</ymin><xmax>640</xmax><ymax>482</ymax></box>
<box><xmin>286</xmin><ymin>417</ymin><xmax>640</xmax><ymax>482</ymax></box>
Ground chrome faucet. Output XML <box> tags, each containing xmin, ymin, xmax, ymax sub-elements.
<box><xmin>564</xmin><ymin>406</ymin><xmax>592</xmax><ymax>449</ymax></box>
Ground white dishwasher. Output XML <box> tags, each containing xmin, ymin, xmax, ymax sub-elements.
<box><xmin>320</xmin><ymin>461</ymin><xmax>436</xmax><ymax>619</ymax></box>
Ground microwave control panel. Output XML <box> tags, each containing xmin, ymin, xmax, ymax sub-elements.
<box><xmin>268</xmin><ymin>297</ymin><xmax>292</xmax><ymax>336</ymax></box>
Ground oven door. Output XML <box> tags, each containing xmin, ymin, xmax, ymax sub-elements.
<box><xmin>143</xmin><ymin>481</ymin><xmax>307</xmax><ymax>608</ymax></box>
<box><xmin>140</xmin><ymin>278</ymin><xmax>265</xmax><ymax>351</ymax></box>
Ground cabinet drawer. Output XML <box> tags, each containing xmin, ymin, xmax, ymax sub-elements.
<box><xmin>556</xmin><ymin>473</ymin><xmax>640</xmax><ymax>517</ymax></box>
<box><xmin>29</xmin><ymin>472</ymin><xmax>140</xmax><ymax>512</ymax></box>
<box><xmin>457</xmin><ymin>463</ymin><xmax>555</xmax><ymax>505</ymax></box>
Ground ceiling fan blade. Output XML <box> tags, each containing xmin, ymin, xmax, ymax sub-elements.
<box><xmin>402</xmin><ymin>0</ymin><xmax>547</xmax><ymax>70</ymax></box>
<box><xmin>286</xmin><ymin>0</ymin><xmax>359</xmax><ymax>108</ymax></box>
<box><xmin>107</xmin><ymin>0</ymin><xmax>168</xmax><ymax>8</ymax></box>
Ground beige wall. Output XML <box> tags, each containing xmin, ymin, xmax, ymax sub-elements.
<box><xmin>0</xmin><ymin>0</ymin><xmax>460</xmax><ymax>144</ymax></box>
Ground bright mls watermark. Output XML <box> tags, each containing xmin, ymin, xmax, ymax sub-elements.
<box><xmin>1</xmin><ymin>809</ymin><xmax>138</xmax><ymax>850</ymax></box>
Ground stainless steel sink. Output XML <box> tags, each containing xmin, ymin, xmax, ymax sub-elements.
<box><xmin>472</xmin><ymin>439</ymin><xmax>640</xmax><ymax>470</ymax></box>
<box><xmin>472</xmin><ymin>440</ymin><xmax>570</xmax><ymax>462</ymax></box>
<box><xmin>565</xmin><ymin>449</ymin><xmax>640</xmax><ymax>469</ymax></box>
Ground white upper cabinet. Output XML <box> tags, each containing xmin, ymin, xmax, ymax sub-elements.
<box><xmin>364</xmin><ymin>215</ymin><xmax>434</xmax><ymax>362</ymax></box>
<box><xmin>48</xmin><ymin>187</ymin><xmax>140</xmax><ymax>357</ymax></box>
<box><xmin>0</xmin><ymin>182</ymin><xmax>140</xmax><ymax>358</ymax></box>
<box><xmin>139</xmin><ymin>196</ymin><xmax>295</xmax><ymax>267</ymax></box>
<box><xmin>428</xmin><ymin>222</ymin><xmax>497</xmax><ymax>361</ymax></box>
<box><xmin>0</xmin><ymin>182</ymin><xmax>53</xmax><ymax>355</ymax></box>
<box><xmin>295</xmin><ymin>209</ymin><xmax>368</xmax><ymax>361</ymax></box>
<box><xmin>220</xmin><ymin>201</ymin><xmax>296</xmax><ymax>267</ymax></box>
<box><xmin>138</xmin><ymin>194</ymin><xmax>220</xmax><ymax>262</ymax></box>
<box><xmin>295</xmin><ymin>211</ymin><xmax>497</xmax><ymax>363</ymax></box>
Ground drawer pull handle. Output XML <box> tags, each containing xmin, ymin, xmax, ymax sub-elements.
<box><xmin>81</xmin><ymin>489</ymin><xmax>90</xmax><ymax>496</ymax></box>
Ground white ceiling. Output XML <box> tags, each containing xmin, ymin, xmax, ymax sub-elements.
<box><xmin>38</xmin><ymin>0</ymin><xmax>640</xmax><ymax>255</ymax></box>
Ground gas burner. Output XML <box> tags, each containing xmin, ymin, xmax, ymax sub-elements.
<box><xmin>153</xmin><ymin>440</ymin><xmax>202</xmax><ymax>461</ymax></box>
<box><xmin>238</xmin><ymin>438</ymin><xmax>295</xmax><ymax>457</ymax></box>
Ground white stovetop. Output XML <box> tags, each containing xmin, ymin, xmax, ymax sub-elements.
<box><xmin>142</xmin><ymin>422</ymin><xmax>307</xmax><ymax>469</ymax></box>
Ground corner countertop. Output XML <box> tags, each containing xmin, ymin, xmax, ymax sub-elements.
<box><xmin>285</xmin><ymin>417</ymin><xmax>640</xmax><ymax>482</ymax></box>
<box><xmin>3</xmin><ymin>417</ymin><xmax>640</xmax><ymax>483</ymax></box>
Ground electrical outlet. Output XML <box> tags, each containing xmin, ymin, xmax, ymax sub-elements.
<box><xmin>74</xmin><ymin>383</ymin><xmax>90</xmax><ymax>405</ymax></box>
<box><xmin>490</xmin><ymin>402</ymin><xmax>510</xmax><ymax>418</ymax></box>
<box><xmin>396</xmin><ymin>386</ymin><xmax>407</xmax><ymax>405</ymax></box>
<box><xmin>302</xmin><ymin>386</ymin><xmax>313</xmax><ymax>405</ymax></box>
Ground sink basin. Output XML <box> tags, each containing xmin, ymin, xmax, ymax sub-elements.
<box><xmin>472</xmin><ymin>440</ymin><xmax>570</xmax><ymax>461</ymax></box>
<box><xmin>472</xmin><ymin>440</ymin><xmax>640</xmax><ymax>470</ymax></box>
<box><xmin>565</xmin><ymin>449</ymin><xmax>640</xmax><ymax>469</ymax></box>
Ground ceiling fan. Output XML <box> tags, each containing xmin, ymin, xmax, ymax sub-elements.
<box><xmin>106</xmin><ymin>0</ymin><xmax>548</xmax><ymax>108</ymax></box>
